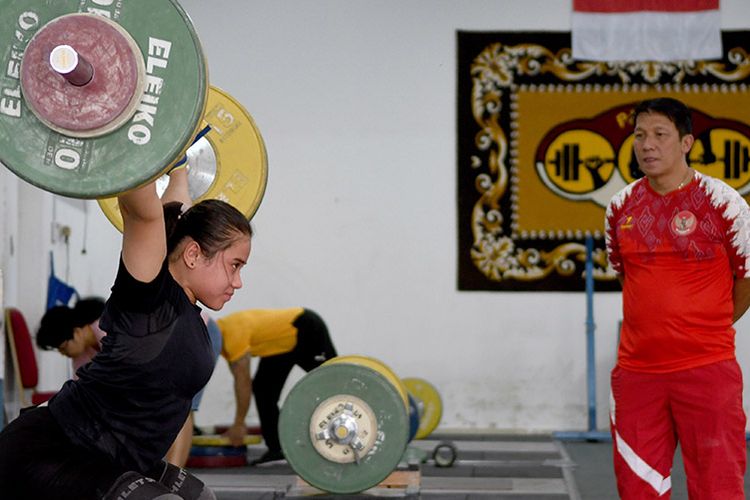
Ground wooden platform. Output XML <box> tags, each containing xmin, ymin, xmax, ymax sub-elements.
<box><xmin>290</xmin><ymin>468</ymin><xmax>421</xmax><ymax>497</ymax></box>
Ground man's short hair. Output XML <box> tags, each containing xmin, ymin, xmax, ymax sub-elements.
<box><xmin>633</xmin><ymin>97</ymin><xmax>693</xmax><ymax>137</ymax></box>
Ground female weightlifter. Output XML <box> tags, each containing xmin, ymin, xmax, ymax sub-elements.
<box><xmin>0</xmin><ymin>168</ymin><xmax>252</xmax><ymax>500</ymax></box>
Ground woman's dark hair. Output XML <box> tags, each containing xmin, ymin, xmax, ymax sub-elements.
<box><xmin>633</xmin><ymin>97</ymin><xmax>693</xmax><ymax>137</ymax></box>
<box><xmin>36</xmin><ymin>297</ymin><xmax>105</xmax><ymax>350</ymax></box>
<box><xmin>163</xmin><ymin>199</ymin><xmax>253</xmax><ymax>259</ymax></box>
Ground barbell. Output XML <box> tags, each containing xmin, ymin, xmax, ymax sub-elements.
<box><xmin>278</xmin><ymin>355</ymin><xmax>443</xmax><ymax>494</ymax></box>
<box><xmin>0</xmin><ymin>0</ymin><xmax>267</xmax><ymax>219</ymax></box>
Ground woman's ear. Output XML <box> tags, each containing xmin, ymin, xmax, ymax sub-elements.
<box><xmin>182</xmin><ymin>240</ymin><xmax>202</xmax><ymax>269</ymax></box>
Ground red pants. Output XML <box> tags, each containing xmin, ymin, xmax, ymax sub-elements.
<box><xmin>610</xmin><ymin>360</ymin><xmax>746</xmax><ymax>499</ymax></box>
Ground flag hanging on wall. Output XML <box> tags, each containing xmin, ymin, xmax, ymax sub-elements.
<box><xmin>572</xmin><ymin>0</ymin><xmax>722</xmax><ymax>62</ymax></box>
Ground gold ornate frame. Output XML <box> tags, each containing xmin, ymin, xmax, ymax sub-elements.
<box><xmin>457</xmin><ymin>31</ymin><xmax>750</xmax><ymax>291</ymax></box>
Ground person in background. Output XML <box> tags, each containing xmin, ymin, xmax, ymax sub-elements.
<box><xmin>605</xmin><ymin>97</ymin><xmax>750</xmax><ymax>499</ymax></box>
<box><xmin>36</xmin><ymin>297</ymin><xmax>106</xmax><ymax>379</ymax></box>
<box><xmin>219</xmin><ymin>308</ymin><xmax>337</xmax><ymax>465</ymax></box>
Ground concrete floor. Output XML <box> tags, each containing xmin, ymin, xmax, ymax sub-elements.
<box><xmin>565</xmin><ymin>440</ymin><xmax>750</xmax><ymax>500</ymax></box>
<box><xmin>189</xmin><ymin>434</ymin><xmax>750</xmax><ymax>499</ymax></box>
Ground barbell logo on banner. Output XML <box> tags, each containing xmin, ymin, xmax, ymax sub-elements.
<box><xmin>534</xmin><ymin>103</ymin><xmax>750</xmax><ymax>209</ymax></box>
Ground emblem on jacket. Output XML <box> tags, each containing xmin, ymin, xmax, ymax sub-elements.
<box><xmin>671</xmin><ymin>210</ymin><xmax>697</xmax><ymax>236</ymax></box>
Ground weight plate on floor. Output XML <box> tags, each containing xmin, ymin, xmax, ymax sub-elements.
<box><xmin>279</xmin><ymin>362</ymin><xmax>409</xmax><ymax>494</ymax></box>
<box><xmin>191</xmin><ymin>434</ymin><xmax>261</xmax><ymax>447</ymax></box>
<box><xmin>211</xmin><ymin>424</ymin><xmax>263</xmax><ymax>436</ymax></box>
<box><xmin>98</xmin><ymin>85</ymin><xmax>268</xmax><ymax>230</ymax></box>
<box><xmin>407</xmin><ymin>393</ymin><xmax>420</xmax><ymax>442</ymax></box>
<box><xmin>188</xmin><ymin>445</ymin><xmax>247</xmax><ymax>457</ymax></box>
<box><xmin>324</xmin><ymin>355</ymin><xmax>409</xmax><ymax>408</ymax></box>
<box><xmin>0</xmin><ymin>0</ymin><xmax>207</xmax><ymax>198</ymax></box>
<box><xmin>402</xmin><ymin>377</ymin><xmax>443</xmax><ymax>439</ymax></box>
<box><xmin>185</xmin><ymin>454</ymin><xmax>247</xmax><ymax>468</ymax></box>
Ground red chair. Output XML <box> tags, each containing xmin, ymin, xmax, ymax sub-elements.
<box><xmin>5</xmin><ymin>307</ymin><xmax>57</xmax><ymax>407</ymax></box>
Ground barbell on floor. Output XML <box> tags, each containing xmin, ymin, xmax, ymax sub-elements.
<box><xmin>278</xmin><ymin>355</ymin><xmax>443</xmax><ymax>494</ymax></box>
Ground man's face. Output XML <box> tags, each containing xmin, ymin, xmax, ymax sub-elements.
<box><xmin>633</xmin><ymin>111</ymin><xmax>693</xmax><ymax>179</ymax></box>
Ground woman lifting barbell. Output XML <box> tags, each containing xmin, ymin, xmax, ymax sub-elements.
<box><xmin>0</xmin><ymin>165</ymin><xmax>253</xmax><ymax>499</ymax></box>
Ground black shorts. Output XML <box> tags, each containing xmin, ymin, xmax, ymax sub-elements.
<box><xmin>0</xmin><ymin>406</ymin><xmax>123</xmax><ymax>500</ymax></box>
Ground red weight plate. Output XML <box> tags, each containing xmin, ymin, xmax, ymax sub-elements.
<box><xmin>212</xmin><ymin>424</ymin><xmax>262</xmax><ymax>435</ymax></box>
<box><xmin>20</xmin><ymin>13</ymin><xmax>144</xmax><ymax>137</ymax></box>
<box><xmin>185</xmin><ymin>454</ymin><xmax>247</xmax><ymax>468</ymax></box>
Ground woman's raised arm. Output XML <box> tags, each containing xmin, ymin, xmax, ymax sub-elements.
<box><xmin>118</xmin><ymin>180</ymin><xmax>167</xmax><ymax>283</ymax></box>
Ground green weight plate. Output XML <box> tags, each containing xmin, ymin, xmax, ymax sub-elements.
<box><xmin>0</xmin><ymin>1</ymin><xmax>207</xmax><ymax>198</ymax></box>
<box><xmin>279</xmin><ymin>362</ymin><xmax>409</xmax><ymax>494</ymax></box>
<box><xmin>402</xmin><ymin>377</ymin><xmax>443</xmax><ymax>439</ymax></box>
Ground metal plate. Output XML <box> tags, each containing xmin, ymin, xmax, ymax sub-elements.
<box><xmin>98</xmin><ymin>85</ymin><xmax>268</xmax><ymax>230</ymax></box>
<box><xmin>279</xmin><ymin>362</ymin><xmax>409</xmax><ymax>494</ymax></box>
<box><xmin>0</xmin><ymin>0</ymin><xmax>207</xmax><ymax>198</ymax></box>
<box><xmin>323</xmin><ymin>355</ymin><xmax>409</xmax><ymax>408</ymax></box>
<box><xmin>191</xmin><ymin>434</ymin><xmax>261</xmax><ymax>447</ymax></box>
<box><xmin>309</xmin><ymin>394</ymin><xmax>378</xmax><ymax>463</ymax></box>
<box><xmin>402</xmin><ymin>377</ymin><xmax>443</xmax><ymax>439</ymax></box>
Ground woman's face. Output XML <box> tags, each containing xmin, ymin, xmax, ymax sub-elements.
<box><xmin>191</xmin><ymin>236</ymin><xmax>251</xmax><ymax>310</ymax></box>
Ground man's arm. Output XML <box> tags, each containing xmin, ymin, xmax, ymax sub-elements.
<box><xmin>733</xmin><ymin>277</ymin><xmax>750</xmax><ymax>323</ymax></box>
<box><xmin>223</xmin><ymin>354</ymin><xmax>252</xmax><ymax>446</ymax></box>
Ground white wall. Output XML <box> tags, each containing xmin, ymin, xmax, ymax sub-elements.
<box><xmin>4</xmin><ymin>0</ymin><xmax>750</xmax><ymax>433</ymax></box>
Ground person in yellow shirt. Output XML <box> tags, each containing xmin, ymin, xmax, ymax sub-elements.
<box><xmin>218</xmin><ymin>308</ymin><xmax>337</xmax><ymax>465</ymax></box>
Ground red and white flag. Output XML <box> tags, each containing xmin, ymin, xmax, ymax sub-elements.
<box><xmin>572</xmin><ymin>0</ymin><xmax>722</xmax><ymax>62</ymax></box>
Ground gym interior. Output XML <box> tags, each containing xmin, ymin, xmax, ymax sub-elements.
<box><xmin>2</xmin><ymin>1</ymin><xmax>750</xmax><ymax>498</ymax></box>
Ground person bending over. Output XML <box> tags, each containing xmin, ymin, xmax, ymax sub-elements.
<box><xmin>219</xmin><ymin>308</ymin><xmax>337</xmax><ymax>465</ymax></box>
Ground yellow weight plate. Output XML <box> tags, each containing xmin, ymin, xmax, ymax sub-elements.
<box><xmin>324</xmin><ymin>355</ymin><xmax>409</xmax><ymax>408</ymax></box>
<box><xmin>402</xmin><ymin>377</ymin><xmax>443</xmax><ymax>439</ymax></box>
<box><xmin>98</xmin><ymin>85</ymin><xmax>268</xmax><ymax>231</ymax></box>
<box><xmin>191</xmin><ymin>434</ymin><xmax>261</xmax><ymax>447</ymax></box>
